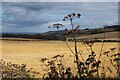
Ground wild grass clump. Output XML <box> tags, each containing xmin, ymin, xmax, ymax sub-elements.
<box><xmin>40</xmin><ymin>55</ymin><xmax>75</xmax><ymax>80</ymax></box>
<box><xmin>0</xmin><ymin>59</ymin><xmax>40</xmax><ymax>79</ymax></box>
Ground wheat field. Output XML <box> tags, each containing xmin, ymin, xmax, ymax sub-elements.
<box><xmin>1</xmin><ymin>40</ymin><xmax>119</xmax><ymax>77</ymax></box>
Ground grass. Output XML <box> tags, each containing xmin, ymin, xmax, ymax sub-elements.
<box><xmin>1</xmin><ymin>40</ymin><xmax>119</xmax><ymax>78</ymax></box>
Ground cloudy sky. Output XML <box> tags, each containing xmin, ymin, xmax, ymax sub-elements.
<box><xmin>1</xmin><ymin>2</ymin><xmax>118</xmax><ymax>33</ymax></box>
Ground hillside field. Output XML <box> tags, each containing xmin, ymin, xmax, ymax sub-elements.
<box><xmin>1</xmin><ymin>40</ymin><xmax>120</xmax><ymax>77</ymax></box>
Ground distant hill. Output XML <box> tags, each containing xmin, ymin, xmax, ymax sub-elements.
<box><xmin>44</xmin><ymin>25</ymin><xmax>120</xmax><ymax>35</ymax></box>
<box><xmin>74</xmin><ymin>31</ymin><xmax>119</xmax><ymax>41</ymax></box>
<box><xmin>65</xmin><ymin>25</ymin><xmax>120</xmax><ymax>40</ymax></box>
<box><xmin>1</xmin><ymin>25</ymin><xmax>120</xmax><ymax>41</ymax></box>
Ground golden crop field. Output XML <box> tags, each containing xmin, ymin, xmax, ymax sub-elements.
<box><xmin>1</xmin><ymin>40</ymin><xmax>120</xmax><ymax>77</ymax></box>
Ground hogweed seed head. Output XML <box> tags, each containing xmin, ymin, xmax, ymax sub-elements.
<box><xmin>63</xmin><ymin>13</ymin><xmax>81</xmax><ymax>21</ymax></box>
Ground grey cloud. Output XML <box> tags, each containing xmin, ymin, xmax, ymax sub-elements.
<box><xmin>2</xmin><ymin>2</ymin><xmax>54</xmax><ymax>13</ymax></box>
<box><xmin>2</xmin><ymin>2</ymin><xmax>53</xmax><ymax>28</ymax></box>
<box><xmin>2</xmin><ymin>2</ymin><xmax>118</xmax><ymax>33</ymax></box>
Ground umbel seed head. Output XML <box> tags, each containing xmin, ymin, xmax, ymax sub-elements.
<box><xmin>63</xmin><ymin>13</ymin><xmax>81</xmax><ymax>21</ymax></box>
<box><xmin>77</xmin><ymin>14</ymin><xmax>81</xmax><ymax>18</ymax></box>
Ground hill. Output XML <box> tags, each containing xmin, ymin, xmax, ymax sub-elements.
<box><xmin>1</xmin><ymin>25</ymin><xmax>120</xmax><ymax>41</ymax></box>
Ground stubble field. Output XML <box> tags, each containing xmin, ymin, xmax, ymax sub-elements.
<box><xmin>1</xmin><ymin>40</ymin><xmax>119</xmax><ymax>77</ymax></box>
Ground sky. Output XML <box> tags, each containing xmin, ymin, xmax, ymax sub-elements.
<box><xmin>1</xmin><ymin>2</ymin><xmax>119</xmax><ymax>33</ymax></box>
<box><xmin>1</xmin><ymin>0</ymin><xmax>120</xmax><ymax>2</ymax></box>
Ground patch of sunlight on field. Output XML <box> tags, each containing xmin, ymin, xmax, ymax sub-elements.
<box><xmin>2</xmin><ymin>40</ymin><xmax>120</xmax><ymax>77</ymax></box>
